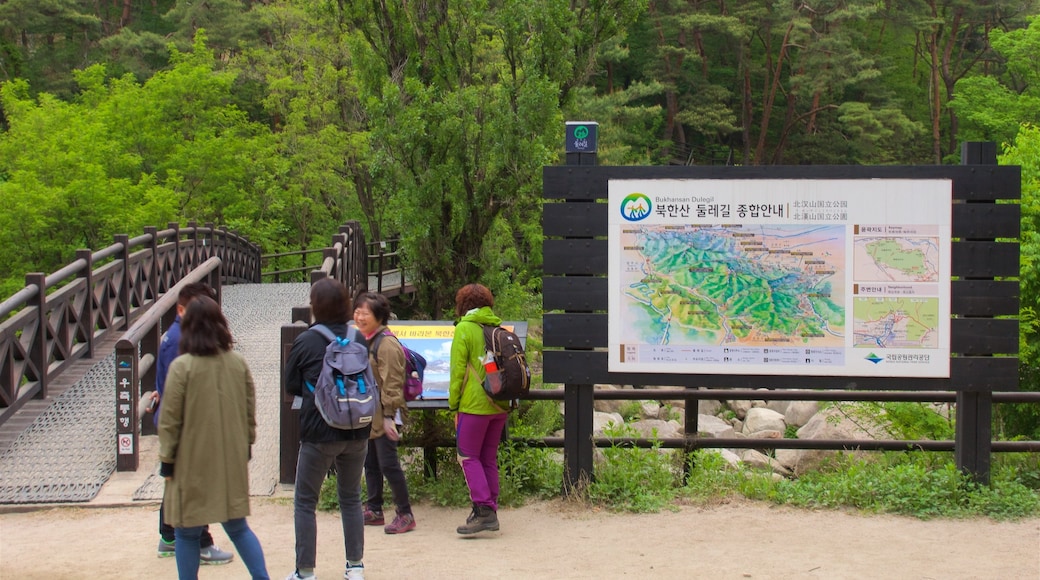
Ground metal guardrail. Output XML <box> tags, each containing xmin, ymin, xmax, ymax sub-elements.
<box><xmin>0</xmin><ymin>222</ymin><xmax>260</xmax><ymax>426</ymax></box>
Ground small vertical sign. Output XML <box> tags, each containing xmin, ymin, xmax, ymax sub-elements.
<box><xmin>565</xmin><ymin>121</ymin><xmax>598</xmax><ymax>153</ymax></box>
<box><xmin>115</xmin><ymin>353</ymin><xmax>138</xmax><ymax>471</ymax></box>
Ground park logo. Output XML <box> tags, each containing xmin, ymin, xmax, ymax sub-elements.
<box><xmin>620</xmin><ymin>193</ymin><xmax>652</xmax><ymax>222</ymax></box>
<box><xmin>864</xmin><ymin>352</ymin><xmax>883</xmax><ymax>364</ymax></box>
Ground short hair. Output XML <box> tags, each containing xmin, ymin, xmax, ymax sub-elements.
<box><xmin>179</xmin><ymin>296</ymin><xmax>233</xmax><ymax>356</ymax></box>
<box><xmin>353</xmin><ymin>291</ymin><xmax>391</xmax><ymax>325</ymax></box>
<box><xmin>454</xmin><ymin>283</ymin><xmax>494</xmax><ymax>319</ymax></box>
<box><xmin>310</xmin><ymin>277</ymin><xmax>350</xmax><ymax>324</ymax></box>
<box><xmin>177</xmin><ymin>282</ymin><xmax>217</xmax><ymax>307</ymax></box>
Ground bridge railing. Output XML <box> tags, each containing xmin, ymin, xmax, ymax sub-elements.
<box><xmin>0</xmin><ymin>222</ymin><xmax>260</xmax><ymax>425</ymax></box>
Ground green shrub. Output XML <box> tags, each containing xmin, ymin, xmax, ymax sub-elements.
<box><xmin>585</xmin><ymin>424</ymin><xmax>680</xmax><ymax>512</ymax></box>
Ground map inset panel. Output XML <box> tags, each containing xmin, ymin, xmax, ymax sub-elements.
<box><xmin>853</xmin><ymin>297</ymin><xmax>939</xmax><ymax>349</ymax></box>
<box><xmin>854</xmin><ymin>237</ymin><xmax>940</xmax><ymax>282</ymax></box>
<box><xmin>620</xmin><ymin>224</ymin><xmax>845</xmax><ymax>347</ymax></box>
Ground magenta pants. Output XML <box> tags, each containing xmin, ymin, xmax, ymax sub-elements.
<box><xmin>456</xmin><ymin>412</ymin><xmax>508</xmax><ymax>510</ymax></box>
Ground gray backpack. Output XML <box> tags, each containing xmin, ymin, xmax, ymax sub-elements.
<box><xmin>305</xmin><ymin>324</ymin><xmax>380</xmax><ymax>430</ymax></box>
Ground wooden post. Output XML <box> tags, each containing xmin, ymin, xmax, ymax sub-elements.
<box><xmin>280</xmin><ymin>323</ymin><xmax>306</xmax><ymax>483</ymax></box>
<box><xmin>561</xmin><ymin>121</ymin><xmax>598</xmax><ymax>495</ymax></box>
<box><xmin>75</xmin><ymin>249</ymin><xmax>94</xmax><ymax>358</ymax></box>
<box><xmin>955</xmin><ymin>141</ymin><xmax>998</xmax><ymax>485</ymax></box>
<box><xmin>114</xmin><ymin>234</ymin><xmax>130</xmax><ymax>330</ymax></box>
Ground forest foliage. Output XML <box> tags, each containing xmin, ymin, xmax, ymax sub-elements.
<box><xmin>2</xmin><ymin>1</ymin><xmax>1040</xmax><ymax>434</ymax></box>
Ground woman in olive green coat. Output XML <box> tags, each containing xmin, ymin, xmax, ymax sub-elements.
<box><xmin>158</xmin><ymin>296</ymin><xmax>269</xmax><ymax>580</ymax></box>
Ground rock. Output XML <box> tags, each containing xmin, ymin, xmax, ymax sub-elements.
<box><xmin>739</xmin><ymin>449</ymin><xmax>793</xmax><ymax>477</ymax></box>
<box><xmin>628</xmin><ymin>419</ymin><xmax>682</xmax><ymax>439</ymax></box>
<box><xmin>592</xmin><ymin>411</ymin><xmax>625</xmax><ymax>436</ymax></box>
<box><xmin>776</xmin><ymin>407</ymin><xmax>883</xmax><ymax>475</ymax></box>
<box><xmin>742</xmin><ymin>407</ymin><xmax>786</xmax><ymax>434</ymax></box>
<box><xmin>766</xmin><ymin>399</ymin><xmax>791</xmax><ymax>415</ymax></box>
<box><xmin>696</xmin><ymin>414</ymin><xmax>735</xmax><ymax>439</ymax></box>
<box><xmin>639</xmin><ymin>401</ymin><xmax>661</xmax><ymax>420</ymax></box>
<box><xmin>698</xmin><ymin>399</ymin><xmax>722</xmax><ymax>416</ymax></box>
<box><xmin>593</xmin><ymin>385</ymin><xmax>625</xmax><ymax>413</ymax></box>
<box><xmin>728</xmin><ymin>399</ymin><xmax>753</xmax><ymax>419</ymax></box>
<box><xmin>784</xmin><ymin>401</ymin><xmax>820</xmax><ymax>427</ymax></box>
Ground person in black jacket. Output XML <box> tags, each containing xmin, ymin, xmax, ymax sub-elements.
<box><xmin>283</xmin><ymin>278</ymin><xmax>369</xmax><ymax>580</ymax></box>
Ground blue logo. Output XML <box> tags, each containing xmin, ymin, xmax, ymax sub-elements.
<box><xmin>865</xmin><ymin>352</ymin><xmax>883</xmax><ymax>364</ymax></box>
<box><xmin>620</xmin><ymin>193</ymin><xmax>652</xmax><ymax>222</ymax></box>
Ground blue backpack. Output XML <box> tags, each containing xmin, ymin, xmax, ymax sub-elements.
<box><xmin>306</xmin><ymin>324</ymin><xmax>380</xmax><ymax>430</ymax></box>
<box><xmin>371</xmin><ymin>329</ymin><xmax>427</xmax><ymax>401</ymax></box>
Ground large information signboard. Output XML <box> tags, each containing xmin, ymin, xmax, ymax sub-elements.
<box><xmin>608</xmin><ymin>179</ymin><xmax>952</xmax><ymax>378</ymax></box>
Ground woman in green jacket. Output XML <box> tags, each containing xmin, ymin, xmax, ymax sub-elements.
<box><xmin>448</xmin><ymin>283</ymin><xmax>507</xmax><ymax>535</ymax></box>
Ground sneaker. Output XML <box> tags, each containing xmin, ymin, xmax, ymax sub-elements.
<box><xmin>286</xmin><ymin>572</ymin><xmax>316</xmax><ymax>580</ymax></box>
<box><xmin>456</xmin><ymin>504</ymin><xmax>499</xmax><ymax>535</ymax></box>
<box><xmin>199</xmin><ymin>544</ymin><xmax>234</xmax><ymax>565</ymax></box>
<box><xmin>363</xmin><ymin>508</ymin><xmax>384</xmax><ymax>526</ymax></box>
<box><xmin>384</xmin><ymin>512</ymin><xmax>416</xmax><ymax>535</ymax></box>
<box><xmin>344</xmin><ymin>564</ymin><xmax>365</xmax><ymax>580</ymax></box>
<box><xmin>157</xmin><ymin>538</ymin><xmax>176</xmax><ymax>558</ymax></box>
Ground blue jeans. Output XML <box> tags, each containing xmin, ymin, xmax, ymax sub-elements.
<box><xmin>365</xmin><ymin>434</ymin><xmax>412</xmax><ymax>515</ymax></box>
<box><xmin>174</xmin><ymin>518</ymin><xmax>268</xmax><ymax>580</ymax></box>
<box><xmin>294</xmin><ymin>439</ymin><xmax>367</xmax><ymax>569</ymax></box>
<box><xmin>456</xmin><ymin>412</ymin><xmax>508</xmax><ymax>510</ymax></box>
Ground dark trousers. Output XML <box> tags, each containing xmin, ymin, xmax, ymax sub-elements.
<box><xmin>364</xmin><ymin>435</ymin><xmax>412</xmax><ymax>515</ymax></box>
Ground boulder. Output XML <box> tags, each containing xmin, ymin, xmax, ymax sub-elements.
<box><xmin>593</xmin><ymin>385</ymin><xmax>626</xmax><ymax>414</ymax></box>
<box><xmin>696</xmin><ymin>414</ymin><xmax>735</xmax><ymax>439</ymax></box>
<box><xmin>776</xmin><ymin>407</ymin><xmax>883</xmax><ymax>475</ymax></box>
<box><xmin>727</xmin><ymin>399</ymin><xmax>753</xmax><ymax>419</ymax></box>
<box><xmin>742</xmin><ymin>407</ymin><xmax>786</xmax><ymax>435</ymax></box>
<box><xmin>628</xmin><ymin>419</ymin><xmax>682</xmax><ymax>439</ymax></box>
<box><xmin>739</xmin><ymin>449</ymin><xmax>793</xmax><ymax>477</ymax></box>
<box><xmin>592</xmin><ymin>411</ymin><xmax>625</xmax><ymax>436</ymax></box>
<box><xmin>784</xmin><ymin>401</ymin><xmax>820</xmax><ymax>427</ymax></box>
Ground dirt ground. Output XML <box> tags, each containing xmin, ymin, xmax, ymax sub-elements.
<box><xmin>1</xmin><ymin>496</ymin><xmax>1038</xmax><ymax>579</ymax></box>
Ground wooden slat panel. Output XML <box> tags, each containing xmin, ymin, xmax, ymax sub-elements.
<box><xmin>542</xmin><ymin>350</ymin><xmax>1017</xmax><ymax>391</ymax></box>
<box><xmin>951</xmin><ymin>241</ymin><xmax>1019</xmax><ymax>278</ymax></box>
<box><xmin>951</xmin><ymin>280</ymin><xmax>1019</xmax><ymax>316</ymax></box>
<box><xmin>543</xmin><ymin>277</ymin><xmax>608</xmax><ymax>311</ymax></box>
<box><xmin>543</xmin><ymin>165</ymin><xmax>1021</xmax><ymax>202</ymax></box>
<box><xmin>543</xmin><ymin>202</ymin><xmax>607</xmax><ymax>238</ymax></box>
<box><xmin>952</xmin><ymin>203</ymin><xmax>1020</xmax><ymax>239</ymax></box>
<box><xmin>544</xmin><ymin>313</ymin><xmax>606</xmax><ymax>348</ymax></box>
<box><xmin>951</xmin><ymin>319</ymin><xmax>1019</xmax><ymax>355</ymax></box>
<box><xmin>543</xmin><ymin>240</ymin><xmax>607</xmax><ymax>275</ymax></box>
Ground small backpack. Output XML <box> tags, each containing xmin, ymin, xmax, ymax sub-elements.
<box><xmin>305</xmin><ymin>324</ymin><xmax>380</xmax><ymax>430</ymax></box>
<box><xmin>481</xmin><ymin>324</ymin><xmax>531</xmax><ymax>405</ymax></box>
<box><xmin>371</xmin><ymin>329</ymin><xmax>427</xmax><ymax>401</ymax></box>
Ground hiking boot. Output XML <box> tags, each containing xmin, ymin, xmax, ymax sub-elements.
<box><xmin>344</xmin><ymin>563</ymin><xmax>365</xmax><ymax>580</ymax></box>
<box><xmin>363</xmin><ymin>508</ymin><xmax>384</xmax><ymax>526</ymax></box>
<box><xmin>157</xmin><ymin>538</ymin><xmax>176</xmax><ymax>558</ymax></box>
<box><xmin>384</xmin><ymin>512</ymin><xmax>416</xmax><ymax>534</ymax></box>
<box><xmin>199</xmin><ymin>544</ymin><xmax>234</xmax><ymax>565</ymax></box>
<box><xmin>456</xmin><ymin>504</ymin><xmax>499</xmax><ymax>535</ymax></box>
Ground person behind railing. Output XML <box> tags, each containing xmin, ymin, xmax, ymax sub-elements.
<box><xmin>449</xmin><ymin>283</ymin><xmax>507</xmax><ymax>535</ymax></box>
<box><xmin>149</xmin><ymin>282</ymin><xmax>234</xmax><ymax>565</ymax></box>
<box><xmin>158</xmin><ymin>296</ymin><xmax>269</xmax><ymax>580</ymax></box>
<box><xmin>352</xmin><ymin>291</ymin><xmax>416</xmax><ymax>535</ymax></box>
<box><xmin>283</xmin><ymin>278</ymin><xmax>369</xmax><ymax>580</ymax></box>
